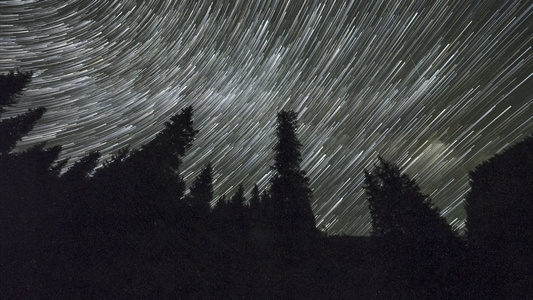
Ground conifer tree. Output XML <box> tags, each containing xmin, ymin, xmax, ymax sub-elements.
<box><xmin>13</xmin><ymin>143</ymin><xmax>62</xmax><ymax>179</ymax></box>
<box><xmin>363</xmin><ymin>157</ymin><xmax>455</xmax><ymax>242</ymax></box>
<box><xmin>211</xmin><ymin>194</ymin><xmax>229</xmax><ymax>228</ymax></box>
<box><xmin>269</xmin><ymin>110</ymin><xmax>316</xmax><ymax>235</ymax></box>
<box><xmin>81</xmin><ymin>106</ymin><xmax>197</xmax><ymax>249</ymax></box>
<box><xmin>61</xmin><ymin>151</ymin><xmax>101</xmax><ymax>183</ymax></box>
<box><xmin>248</xmin><ymin>184</ymin><xmax>262</xmax><ymax>228</ymax></box>
<box><xmin>127</xmin><ymin>105</ymin><xmax>197</xmax><ymax>203</ymax></box>
<box><xmin>142</xmin><ymin>105</ymin><xmax>197</xmax><ymax>170</ymax></box>
<box><xmin>107</xmin><ymin>106</ymin><xmax>196</xmax><ymax>212</ymax></box>
<box><xmin>0</xmin><ymin>70</ymin><xmax>60</xmax><ymax>187</ymax></box>
<box><xmin>0</xmin><ymin>70</ymin><xmax>65</xmax><ymax>300</ymax></box>
<box><xmin>0</xmin><ymin>70</ymin><xmax>48</xmax><ymax>156</ymax></box>
<box><xmin>0</xmin><ymin>70</ymin><xmax>61</xmax><ymax>201</ymax></box>
<box><xmin>229</xmin><ymin>184</ymin><xmax>246</xmax><ymax>213</ymax></box>
<box><xmin>364</xmin><ymin>157</ymin><xmax>464</xmax><ymax>297</ymax></box>
<box><xmin>228</xmin><ymin>184</ymin><xmax>247</xmax><ymax>231</ymax></box>
<box><xmin>188</xmin><ymin>163</ymin><xmax>214</xmax><ymax>215</ymax></box>
<box><xmin>0</xmin><ymin>107</ymin><xmax>46</xmax><ymax>155</ymax></box>
<box><xmin>249</xmin><ymin>184</ymin><xmax>261</xmax><ymax>209</ymax></box>
<box><xmin>212</xmin><ymin>194</ymin><xmax>228</xmax><ymax>215</ymax></box>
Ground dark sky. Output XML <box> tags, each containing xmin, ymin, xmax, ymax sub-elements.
<box><xmin>1</xmin><ymin>0</ymin><xmax>531</xmax><ymax>235</ymax></box>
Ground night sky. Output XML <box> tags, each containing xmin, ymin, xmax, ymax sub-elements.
<box><xmin>1</xmin><ymin>1</ymin><xmax>531</xmax><ymax>235</ymax></box>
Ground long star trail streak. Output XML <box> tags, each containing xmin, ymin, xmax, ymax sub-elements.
<box><xmin>1</xmin><ymin>0</ymin><xmax>531</xmax><ymax>235</ymax></box>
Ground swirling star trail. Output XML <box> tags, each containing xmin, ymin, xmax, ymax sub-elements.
<box><xmin>1</xmin><ymin>1</ymin><xmax>531</xmax><ymax>235</ymax></box>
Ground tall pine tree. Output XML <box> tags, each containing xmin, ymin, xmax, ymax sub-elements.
<box><xmin>269</xmin><ymin>110</ymin><xmax>316</xmax><ymax>235</ymax></box>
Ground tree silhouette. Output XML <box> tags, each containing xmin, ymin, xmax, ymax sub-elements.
<box><xmin>0</xmin><ymin>107</ymin><xmax>46</xmax><ymax>155</ymax></box>
<box><xmin>0</xmin><ymin>71</ymin><xmax>47</xmax><ymax>156</ymax></box>
<box><xmin>364</xmin><ymin>157</ymin><xmax>456</xmax><ymax>241</ymax></box>
<box><xmin>141</xmin><ymin>105</ymin><xmax>197</xmax><ymax>170</ymax></box>
<box><xmin>0</xmin><ymin>69</ymin><xmax>56</xmax><ymax>209</ymax></box>
<box><xmin>228</xmin><ymin>184</ymin><xmax>248</xmax><ymax>233</ymax></box>
<box><xmin>59</xmin><ymin>151</ymin><xmax>101</xmax><ymax>231</ymax></box>
<box><xmin>268</xmin><ymin>110</ymin><xmax>316</xmax><ymax>235</ymax></box>
<box><xmin>128</xmin><ymin>105</ymin><xmax>197</xmax><ymax>205</ymax></box>
<box><xmin>51</xmin><ymin>106</ymin><xmax>200</xmax><ymax>298</ymax></box>
<box><xmin>0</xmin><ymin>70</ymin><xmax>66</xmax><ymax>299</ymax></box>
<box><xmin>465</xmin><ymin>135</ymin><xmax>533</xmax><ymax>298</ymax></box>
<box><xmin>212</xmin><ymin>185</ymin><xmax>249</xmax><ymax>242</ymax></box>
<box><xmin>61</xmin><ymin>151</ymin><xmax>101</xmax><ymax>183</ymax></box>
<box><xmin>212</xmin><ymin>194</ymin><xmax>228</xmax><ymax>218</ymax></box>
<box><xmin>0</xmin><ymin>70</ymin><xmax>60</xmax><ymax>193</ymax></box>
<box><xmin>248</xmin><ymin>184</ymin><xmax>262</xmax><ymax>228</ymax></box>
<box><xmin>364</xmin><ymin>157</ymin><xmax>464</xmax><ymax>297</ymax></box>
<box><xmin>249</xmin><ymin>184</ymin><xmax>261</xmax><ymax>208</ymax></box>
<box><xmin>88</xmin><ymin>106</ymin><xmax>197</xmax><ymax>226</ymax></box>
<box><xmin>187</xmin><ymin>163</ymin><xmax>214</xmax><ymax>215</ymax></box>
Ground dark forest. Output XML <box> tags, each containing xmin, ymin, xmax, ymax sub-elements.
<box><xmin>1</xmin><ymin>70</ymin><xmax>532</xmax><ymax>299</ymax></box>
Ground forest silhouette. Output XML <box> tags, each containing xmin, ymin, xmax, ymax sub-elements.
<box><xmin>1</xmin><ymin>70</ymin><xmax>532</xmax><ymax>299</ymax></box>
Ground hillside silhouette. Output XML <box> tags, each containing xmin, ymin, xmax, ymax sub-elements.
<box><xmin>1</xmin><ymin>70</ymin><xmax>531</xmax><ymax>299</ymax></box>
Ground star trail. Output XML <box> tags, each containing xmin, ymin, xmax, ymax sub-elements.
<box><xmin>1</xmin><ymin>0</ymin><xmax>531</xmax><ymax>235</ymax></box>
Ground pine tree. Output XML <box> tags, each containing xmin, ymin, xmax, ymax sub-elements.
<box><xmin>228</xmin><ymin>184</ymin><xmax>247</xmax><ymax>231</ymax></box>
<box><xmin>0</xmin><ymin>70</ymin><xmax>60</xmax><ymax>188</ymax></box>
<box><xmin>13</xmin><ymin>143</ymin><xmax>62</xmax><ymax>179</ymax></box>
<box><xmin>0</xmin><ymin>70</ymin><xmax>61</xmax><ymax>205</ymax></box>
<box><xmin>0</xmin><ymin>70</ymin><xmax>47</xmax><ymax>156</ymax></box>
<box><xmin>229</xmin><ymin>184</ymin><xmax>246</xmax><ymax>214</ymax></box>
<box><xmin>269</xmin><ymin>110</ymin><xmax>316</xmax><ymax>235</ymax></box>
<box><xmin>364</xmin><ymin>157</ymin><xmax>463</xmax><ymax>297</ymax></box>
<box><xmin>76</xmin><ymin>106</ymin><xmax>198</xmax><ymax>268</ymax></box>
<box><xmin>363</xmin><ymin>157</ymin><xmax>455</xmax><ymax>241</ymax></box>
<box><xmin>248</xmin><ymin>184</ymin><xmax>262</xmax><ymax>227</ymax></box>
<box><xmin>250</xmin><ymin>184</ymin><xmax>261</xmax><ymax>209</ymax></box>
<box><xmin>212</xmin><ymin>194</ymin><xmax>228</xmax><ymax>216</ymax></box>
<box><xmin>142</xmin><ymin>105</ymin><xmax>197</xmax><ymax>170</ymax></box>
<box><xmin>0</xmin><ymin>107</ymin><xmax>46</xmax><ymax>155</ymax></box>
<box><xmin>0</xmin><ymin>70</ymin><xmax>65</xmax><ymax>299</ymax></box>
<box><xmin>127</xmin><ymin>105</ymin><xmax>197</xmax><ymax>204</ymax></box>
<box><xmin>61</xmin><ymin>151</ymin><xmax>101</xmax><ymax>183</ymax></box>
<box><xmin>466</xmin><ymin>135</ymin><xmax>533</xmax><ymax>246</ymax></box>
<box><xmin>188</xmin><ymin>163</ymin><xmax>214</xmax><ymax>215</ymax></box>
<box><xmin>93</xmin><ymin>106</ymin><xmax>197</xmax><ymax>221</ymax></box>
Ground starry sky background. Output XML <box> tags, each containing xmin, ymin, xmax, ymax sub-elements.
<box><xmin>1</xmin><ymin>0</ymin><xmax>531</xmax><ymax>235</ymax></box>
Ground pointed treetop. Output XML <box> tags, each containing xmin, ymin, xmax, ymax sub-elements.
<box><xmin>141</xmin><ymin>105</ymin><xmax>197</xmax><ymax>168</ymax></box>
<box><xmin>269</xmin><ymin>109</ymin><xmax>316</xmax><ymax>234</ymax></box>
<box><xmin>249</xmin><ymin>184</ymin><xmax>261</xmax><ymax>208</ymax></box>
<box><xmin>229</xmin><ymin>184</ymin><xmax>246</xmax><ymax>207</ymax></box>
<box><xmin>273</xmin><ymin>110</ymin><xmax>303</xmax><ymax>175</ymax></box>
<box><xmin>189</xmin><ymin>163</ymin><xmax>214</xmax><ymax>211</ymax></box>
<box><xmin>62</xmin><ymin>151</ymin><xmax>101</xmax><ymax>182</ymax></box>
